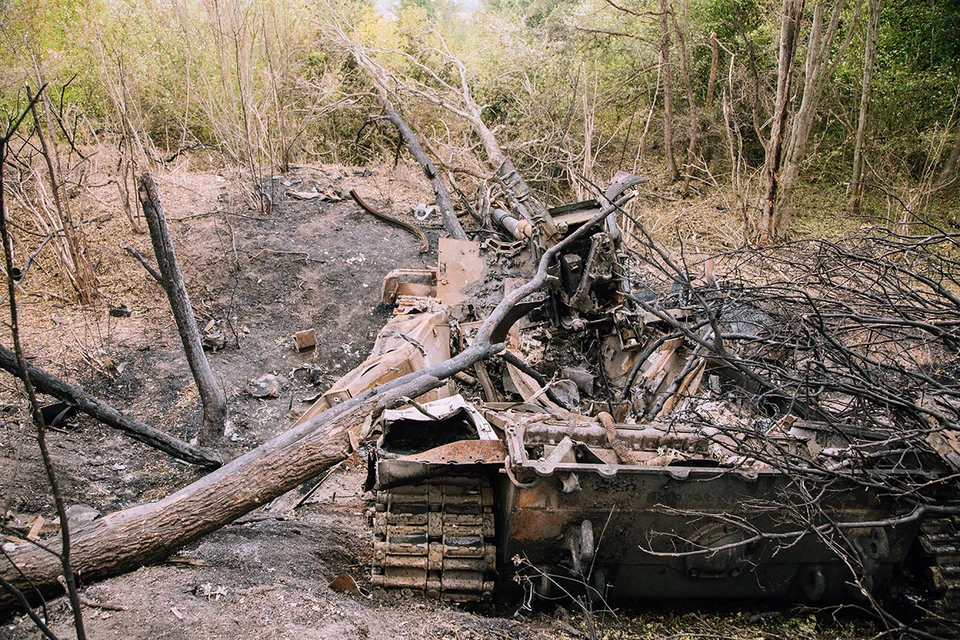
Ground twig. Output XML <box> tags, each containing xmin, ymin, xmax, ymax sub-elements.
<box><xmin>0</xmin><ymin>575</ymin><xmax>58</xmax><ymax>640</ymax></box>
<box><xmin>2</xmin><ymin>85</ymin><xmax>87</xmax><ymax>639</ymax></box>
<box><xmin>228</xmin><ymin>515</ymin><xmax>288</xmax><ymax>526</ymax></box>
<box><xmin>171</xmin><ymin>210</ymin><xmax>270</xmax><ymax>222</ymax></box>
<box><xmin>77</xmin><ymin>595</ymin><xmax>125</xmax><ymax>612</ymax></box>
<box><xmin>499</xmin><ymin>350</ymin><xmax>567</xmax><ymax>407</ymax></box>
<box><xmin>122</xmin><ymin>245</ymin><xmax>163</xmax><ymax>284</ymax></box>
<box><xmin>294</xmin><ymin>460</ymin><xmax>348</xmax><ymax>509</ymax></box>
<box><xmin>249</xmin><ymin>248</ymin><xmax>326</xmax><ymax>263</ymax></box>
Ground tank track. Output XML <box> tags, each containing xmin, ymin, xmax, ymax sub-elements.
<box><xmin>371</xmin><ymin>475</ymin><xmax>496</xmax><ymax>602</ymax></box>
<box><xmin>917</xmin><ymin>516</ymin><xmax>960</xmax><ymax>625</ymax></box>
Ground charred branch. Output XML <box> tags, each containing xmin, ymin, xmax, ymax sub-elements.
<box><xmin>0</xmin><ymin>344</ymin><xmax>222</xmax><ymax>468</ymax></box>
<box><xmin>0</xmin><ymin>195</ymin><xmax>633</xmax><ymax>618</ymax></box>
<box><xmin>349</xmin><ymin>189</ymin><xmax>429</xmax><ymax>253</ymax></box>
<box><xmin>139</xmin><ymin>174</ymin><xmax>226</xmax><ymax>444</ymax></box>
<box><xmin>122</xmin><ymin>244</ymin><xmax>163</xmax><ymax>284</ymax></box>
<box><xmin>349</xmin><ymin>49</ymin><xmax>466</xmax><ymax>241</ymax></box>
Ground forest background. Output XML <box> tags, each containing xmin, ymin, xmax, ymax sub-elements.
<box><xmin>3</xmin><ymin>0</ymin><xmax>959</xmax><ymax>306</ymax></box>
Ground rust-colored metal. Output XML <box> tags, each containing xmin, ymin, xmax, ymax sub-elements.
<box><xmin>407</xmin><ymin>440</ymin><xmax>505</xmax><ymax>465</ymax></box>
<box><xmin>436</xmin><ymin>238</ymin><xmax>487</xmax><ymax>315</ymax></box>
<box><xmin>298</xmin><ymin>172</ymin><xmax>957</xmax><ymax>624</ymax></box>
<box><xmin>381</xmin><ymin>268</ymin><xmax>437</xmax><ymax>304</ymax></box>
<box><xmin>372</xmin><ymin>477</ymin><xmax>496</xmax><ymax>602</ymax></box>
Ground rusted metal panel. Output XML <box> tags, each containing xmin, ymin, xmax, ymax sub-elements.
<box><xmin>381</xmin><ymin>268</ymin><xmax>437</xmax><ymax>304</ymax></box>
<box><xmin>927</xmin><ymin>429</ymin><xmax>960</xmax><ymax>470</ymax></box>
<box><xmin>436</xmin><ymin>238</ymin><xmax>486</xmax><ymax>316</ymax></box>
<box><xmin>295</xmin><ymin>308</ymin><xmax>453</xmax><ymax>427</ymax></box>
<box><xmin>406</xmin><ymin>440</ymin><xmax>505</xmax><ymax>465</ymax></box>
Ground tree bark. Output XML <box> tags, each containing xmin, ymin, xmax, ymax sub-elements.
<box><xmin>758</xmin><ymin>0</ymin><xmax>805</xmax><ymax>245</ymax></box>
<box><xmin>362</xmin><ymin>70</ymin><xmax>467</xmax><ymax>241</ymax></box>
<box><xmin>26</xmin><ymin>86</ymin><xmax>96</xmax><ymax>303</ymax></box>
<box><xmin>349</xmin><ymin>43</ymin><xmax>559</xmax><ymax>244</ymax></box>
<box><xmin>0</xmin><ymin>344</ymin><xmax>221</xmax><ymax>468</ymax></box>
<box><xmin>777</xmin><ymin>0</ymin><xmax>862</xmax><ymax>234</ymax></box>
<box><xmin>706</xmin><ymin>32</ymin><xmax>719</xmax><ymax>112</ymax></box>
<box><xmin>659</xmin><ymin>0</ymin><xmax>678</xmax><ymax>183</ymax></box>
<box><xmin>849</xmin><ymin>0</ymin><xmax>881</xmax><ymax>213</ymax></box>
<box><xmin>138</xmin><ymin>174</ymin><xmax>226</xmax><ymax>444</ymax></box>
<box><xmin>672</xmin><ymin>0</ymin><xmax>700</xmax><ymax>194</ymax></box>
<box><xmin>0</xmin><ymin>195</ymin><xmax>631</xmax><ymax>619</ymax></box>
<box><xmin>935</xmin><ymin>101</ymin><xmax>960</xmax><ymax>188</ymax></box>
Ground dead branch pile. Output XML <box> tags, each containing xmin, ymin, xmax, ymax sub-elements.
<box><xmin>624</xmin><ymin>226</ymin><xmax>960</xmax><ymax>472</ymax></box>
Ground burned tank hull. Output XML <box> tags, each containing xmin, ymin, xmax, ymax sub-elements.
<box><xmin>304</xmin><ymin>171</ymin><xmax>959</xmax><ymax>631</ymax></box>
<box><xmin>368</xmin><ymin>398</ymin><xmax>940</xmax><ymax>607</ymax></box>
<box><xmin>496</xmin><ymin>457</ymin><xmax>918</xmax><ymax>603</ymax></box>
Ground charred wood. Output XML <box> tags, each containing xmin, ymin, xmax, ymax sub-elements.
<box><xmin>0</xmin><ymin>196</ymin><xmax>632</xmax><ymax>618</ymax></box>
<box><xmin>0</xmin><ymin>344</ymin><xmax>222</xmax><ymax>468</ymax></box>
<box><xmin>139</xmin><ymin>174</ymin><xmax>226</xmax><ymax>444</ymax></box>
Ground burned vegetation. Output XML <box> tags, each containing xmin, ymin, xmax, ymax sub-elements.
<box><xmin>2</xmin><ymin>47</ymin><xmax>960</xmax><ymax>640</ymax></box>
<box><xmin>357</xmin><ymin>174</ymin><xmax>960</xmax><ymax>637</ymax></box>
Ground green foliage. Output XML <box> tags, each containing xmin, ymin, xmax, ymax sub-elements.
<box><xmin>874</xmin><ymin>0</ymin><xmax>960</xmax><ymax>135</ymax></box>
<box><xmin>693</xmin><ymin>0</ymin><xmax>767</xmax><ymax>55</ymax></box>
<box><xmin>0</xmin><ymin>0</ymin><xmax>957</xmax><ymax>229</ymax></box>
<box><xmin>482</xmin><ymin>0</ymin><xmax>574</xmax><ymax>27</ymax></box>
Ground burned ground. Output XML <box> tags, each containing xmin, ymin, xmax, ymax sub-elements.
<box><xmin>1</xmin><ymin>162</ymin><xmax>880</xmax><ymax>639</ymax></box>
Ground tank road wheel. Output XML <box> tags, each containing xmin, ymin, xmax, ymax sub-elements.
<box><xmin>371</xmin><ymin>476</ymin><xmax>497</xmax><ymax>602</ymax></box>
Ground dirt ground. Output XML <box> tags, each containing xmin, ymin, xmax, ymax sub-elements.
<box><xmin>0</xmin><ymin>159</ymin><xmax>876</xmax><ymax>639</ymax></box>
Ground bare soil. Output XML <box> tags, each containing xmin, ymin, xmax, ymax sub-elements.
<box><xmin>1</xmin><ymin>160</ymin><xmax>875</xmax><ymax>639</ymax></box>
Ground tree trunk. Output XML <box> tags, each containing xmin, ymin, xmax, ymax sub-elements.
<box><xmin>138</xmin><ymin>174</ymin><xmax>226</xmax><ymax>444</ymax></box>
<box><xmin>706</xmin><ymin>32</ymin><xmax>719</xmax><ymax>112</ymax></box>
<box><xmin>759</xmin><ymin>0</ymin><xmax>805</xmax><ymax>245</ymax></box>
<box><xmin>0</xmin><ymin>344</ymin><xmax>221</xmax><ymax>467</ymax></box>
<box><xmin>777</xmin><ymin>0</ymin><xmax>861</xmax><ymax>235</ymax></box>
<box><xmin>659</xmin><ymin>0</ymin><xmax>678</xmax><ymax>183</ymax></box>
<box><xmin>849</xmin><ymin>0</ymin><xmax>881</xmax><ymax>213</ymax></box>
<box><xmin>349</xmin><ymin>43</ymin><xmax>559</xmax><ymax>244</ymax></box>
<box><xmin>26</xmin><ymin>87</ymin><xmax>96</xmax><ymax>303</ymax></box>
<box><xmin>359</xmin><ymin>62</ymin><xmax>467</xmax><ymax>241</ymax></box>
<box><xmin>0</xmin><ymin>393</ymin><xmax>360</xmax><ymax>619</ymax></box>
<box><xmin>672</xmin><ymin>0</ymin><xmax>700</xmax><ymax>194</ymax></box>
<box><xmin>0</xmin><ymin>196</ymin><xmax>631</xmax><ymax>619</ymax></box>
<box><xmin>935</xmin><ymin>103</ymin><xmax>960</xmax><ymax>188</ymax></box>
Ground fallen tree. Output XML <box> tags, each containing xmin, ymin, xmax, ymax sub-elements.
<box><xmin>351</xmin><ymin>48</ymin><xmax>467</xmax><ymax>242</ymax></box>
<box><xmin>0</xmin><ymin>196</ymin><xmax>629</xmax><ymax>618</ymax></box>
<box><xmin>0</xmin><ymin>344</ymin><xmax>221</xmax><ymax>468</ymax></box>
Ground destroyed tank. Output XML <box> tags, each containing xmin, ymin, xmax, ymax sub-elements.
<box><xmin>309</xmin><ymin>172</ymin><xmax>960</xmax><ymax>628</ymax></box>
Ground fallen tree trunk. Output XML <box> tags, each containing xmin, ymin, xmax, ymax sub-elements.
<box><xmin>0</xmin><ymin>344</ymin><xmax>221</xmax><ymax>468</ymax></box>
<box><xmin>0</xmin><ymin>196</ymin><xmax>628</xmax><ymax>619</ymax></box>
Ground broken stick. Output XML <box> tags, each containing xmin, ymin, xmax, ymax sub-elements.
<box><xmin>121</xmin><ymin>245</ymin><xmax>163</xmax><ymax>284</ymax></box>
<box><xmin>349</xmin><ymin>189</ymin><xmax>429</xmax><ymax>253</ymax></box>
